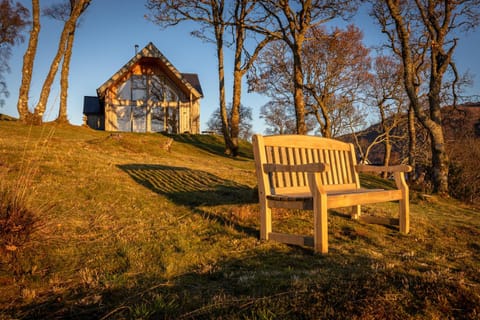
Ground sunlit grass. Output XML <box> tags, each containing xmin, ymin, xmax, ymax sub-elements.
<box><xmin>0</xmin><ymin>121</ymin><xmax>479</xmax><ymax>319</ymax></box>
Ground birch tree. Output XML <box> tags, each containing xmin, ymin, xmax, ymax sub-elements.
<box><xmin>31</xmin><ymin>0</ymin><xmax>90</xmax><ymax>124</ymax></box>
<box><xmin>43</xmin><ymin>0</ymin><xmax>87</xmax><ymax>123</ymax></box>
<box><xmin>17</xmin><ymin>0</ymin><xmax>39</xmax><ymax>122</ymax></box>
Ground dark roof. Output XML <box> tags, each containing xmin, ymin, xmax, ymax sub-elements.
<box><xmin>83</xmin><ymin>96</ymin><xmax>102</xmax><ymax>114</ymax></box>
<box><xmin>182</xmin><ymin>73</ymin><xmax>203</xmax><ymax>97</ymax></box>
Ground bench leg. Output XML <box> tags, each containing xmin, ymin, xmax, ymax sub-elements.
<box><xmin>399</xmin><ymin>197</ymin><xmax>409</xmax><ymax>234</ymax></box>
<box><xmin>260</xmin><ymin>201</ymin><xmax>272</xmax><ymax>240</ymax></box>
<box><xmin>308</xmin><ymin>172</ymin><xmax>328</xmax><ymax>253</ymax></box>
<box><xmin>394</xmin><ymin>172</ymin><xmax>410</xmax><ymax>234</ymax></box>
<box><xmin>313</xmin><ymin>200</ymin><xmax>328</xmax><ymax>254</ymax></box>
<box><xmin>351</xmin><ymin>205</ymin><xmax>361</xmax><ymax>219</ymax></box>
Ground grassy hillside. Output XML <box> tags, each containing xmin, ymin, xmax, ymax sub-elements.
<box><xmin>0</xmin><ymin>121</ymin><xmax>479</xmax><ymax>319</ymax></box>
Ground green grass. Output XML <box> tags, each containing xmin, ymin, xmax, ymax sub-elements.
<box><xmin>0</xmin><ymin>121</ymin><xmax>479</xmax><ymax>319</ymax></box>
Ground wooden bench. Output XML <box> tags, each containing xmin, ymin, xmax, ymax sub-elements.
<box><xmin>252</xmin><ymin>134</ymin><xmax>412</xmax><ymax>254</ymax></box>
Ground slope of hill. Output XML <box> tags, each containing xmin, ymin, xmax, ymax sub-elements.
<box><xmin>0</xmin><ymin>121</ymin><xmax>479</xmax><ymax>319</ymax></box>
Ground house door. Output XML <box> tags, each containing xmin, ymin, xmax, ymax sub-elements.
<box><xmin>179</xmin><ymin>103</ymin><xmax>190</xmax><ymax>133</ymax></box>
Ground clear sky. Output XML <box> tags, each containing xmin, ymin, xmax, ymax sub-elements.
<box><xmin>2</xmin><ymin>0</ymin><xmax>480</xmax><ymax>133</ymax></box>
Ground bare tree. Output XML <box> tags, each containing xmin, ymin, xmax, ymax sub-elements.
<box><xmin>259</xmin><ymin>100</ymin><xmax>297</xmax><ymax>134</ymax></box>
<box><xmin>206</xmin><ymin>103</ymin><xmax>253</xmax><ymax>141</ymax></box>
<box><xmin>248</xmin><ymin>41</ymin><xmax>293</xmax><ymax>104</ymax></box>
<box><xmin>17</xmin><ymin>0</ymin><xmax>40</xmax><ymax>122</ymax></box>
<box><xmin>252</xmin><ymin>0</ymin><xmax>356</xmax><ymax>134</ymax></box>
<box><xmin>31</xmin><ymin>0</ymin><xmax>91</xmax><ymax>124</ymax></box>
<box><xmin>147</xmin><ymin>0</ymin><xmax>272</xmax><ymax>156</ymax></box>
<box><xmin>365</xmin><ymin>55</ymin><xmax>408</xmax><ymax>176</ymax></box>
<box><xmin>250</xmin><ymin>24</ymin><xmax>370</xmax><ymax>137</ymax></box>
<box><xmin>0</xmin><ymin>0</ymin><xmax>28</xmax><ymax>108</ymax></box>
<box><xmin>147</xmin><ymin>0</ymin><xmax>236</xmax><ymax>153</ymax></box>
<box><xmin>43</xmin><ymin>0</ymin><xmax>88</xmax><ymax>123</ymax></box>
<box><xmin>303</xmin><ymin>24</ymin><xmax>371</xmax><ymax>138</ymax></box>
<box><xmin>371</xmin><ymin>0</ymin><xmax>480</xmax><ymax>195</ymax></box>
<box><xmin>229</xmin><ymin>0</ymin><xmax>272</xmax><ymax>155</ymax></box>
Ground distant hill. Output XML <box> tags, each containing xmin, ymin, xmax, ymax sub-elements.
<box><xmin>0</xmin><ymin>114</ymin><xmax>18</xmax><ymax>121</ymax></box>
<box><xmin>443</xmin><ymin>102</ymin><xmax>480</xmax><ymax>140</ymax></box>
<box><xmin>344</xmin><ymin>102</ymin><xmax>480</xmax><ymax>165</ymax></box>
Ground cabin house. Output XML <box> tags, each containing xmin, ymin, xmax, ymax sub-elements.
<box><xmin>83</xmin><ymin>42</ymin><xmax>203</xmax><ymax>133</ymax></box>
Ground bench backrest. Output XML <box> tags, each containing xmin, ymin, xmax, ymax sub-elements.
<box><xmin>252</xmin><ymin>134</ymin><xmax>360</xmax><ymax>195</ymax></box>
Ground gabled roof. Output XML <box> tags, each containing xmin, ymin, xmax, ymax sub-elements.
<box><xmin>96</xmin><ymin>42</ymin><xmax>203</xmax><ymax>99</ymax></box>
<box><xmin>182</xmin><ymin>73</ymin><xmax>203</xmax><ymax>97</ymax></box>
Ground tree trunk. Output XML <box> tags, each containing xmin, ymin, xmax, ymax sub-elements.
<box><xmin>215</xmin><ymin>27</ymin><xmax>234</xmax><ymax>155</ymax></box>
<box><xmin>407</xmin><ymin>105</ymin><xmax>416</xmax><ymax>180</ymax></box>
<box><xmin>292</xmin><ymin>45</ymin><xmax>306</xmax><ymax>134</ymax></box>
<box><xmin>379</xmin><ymin>105</ymin><xmax>390</xmax><ymax>178</ymax></box>
<box><xmin>231</xmin><ymin>69</ymin><xmax>241</xmax><ymax>156</ymax></box>
<box><xmin>57</xmin><ymin>29</ymin><xmax>75</xmax><ymax>123</ymax></box>
<box><xmin>383</xmin><ymin>0</ymin><xmax>451</xmax><ymax>195</ymax></box>
<box><xmin>429</xmin><ymin>126</ymin><xmax>449</xmax><ymax>194</ymax></box>
<box><xmin>382</xmin><ymin>135</ymin><xmax>392</xmax><ymax>179</ymax></box>
<box><xmin>428</xmin><ymin>74</ymin><xmax>449</xmax><ymax>195</ymax></box>
<box><xmin>230</xmin><ymin>3</ymin><xmax>245</xmax><ymax>157</ymax></box>
<box><xmin>17</xmin><ymin>0</ymin><xmax>40</xmax><ymax>122</ymax></box>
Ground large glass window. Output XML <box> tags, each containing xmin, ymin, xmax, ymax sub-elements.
<box><xmin>132</xmin><ymin>76</ymin><xmax>147</xmax><ymax>100</ymax></box>
<box><xmin>132</xmin><ymin>107</ymin><xmax>146</xmax><ymax>132</ymax></box>
<box><xmin>116</xmin><ymin>106</ymin><xmax>131</xmax><ymax>131</ymax></box>
<box><xmin>117</xmin><ymin>75</ymin><xmax>147</xmax><ymax>101</ymax></box>
<box><xmin>149</xmin><ymin>75</ymin><xmax>179</xmax><ymax>102</ymax></box>
<box><xmin>117</xmin><ymin>74</ymin><xmax>180</xmax><ymax>102</ymax></box>
<box><xmin>151</xmin><ymin>106</ymin><xmax>164</xmax><ymax>132</ymax></box>
<box><xmin>117</xmin><ymin>80</ymin><xmax>131</xmax><ymax>100</ymax></box>
<box><xmin>115</xmin><ymin>106</ymin><xmax>147</xmax><ymax>132</ymax></box>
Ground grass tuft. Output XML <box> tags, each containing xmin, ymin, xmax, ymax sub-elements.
<box><xmin>0</xmin><ymin>186</ymin><xmax>39</xmax><ymax>272</ymax></box>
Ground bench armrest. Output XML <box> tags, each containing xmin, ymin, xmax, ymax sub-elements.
<box><xmin>263</xmin><ymin>162</ymin><xmax>330</xmax><ymax>173</ymax></box>
<box><xmin>355</xmin><ymin>164</ymin><xmax>412</xmax><ymax>173</ymax></box>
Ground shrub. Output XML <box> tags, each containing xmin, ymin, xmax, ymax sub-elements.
<box><xmin>448</xmin><ymin>138</ymin><xmax>480</xmax><ymax>205</ymax></box>
<box><xmin>0</xmin><ymin>186</ymin><xmax>39</xmax><ymax>271</ymax></box>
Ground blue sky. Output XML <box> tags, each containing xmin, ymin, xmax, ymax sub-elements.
<box><xmin>2</xmin><ymin>0</ymin><xmax>480</xmax><ymax>133</ymax></box>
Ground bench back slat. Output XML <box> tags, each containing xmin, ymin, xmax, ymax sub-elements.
<box><xmin>253</xmin><ymin>134</ymin><xmax>360</xmax><ymax>195</ymax></box>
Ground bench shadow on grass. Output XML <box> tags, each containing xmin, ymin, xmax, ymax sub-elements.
<box><xmin>118</xmin><ymin>163</ymin><xmax>258</xmax><ymax>236</ymax></box>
